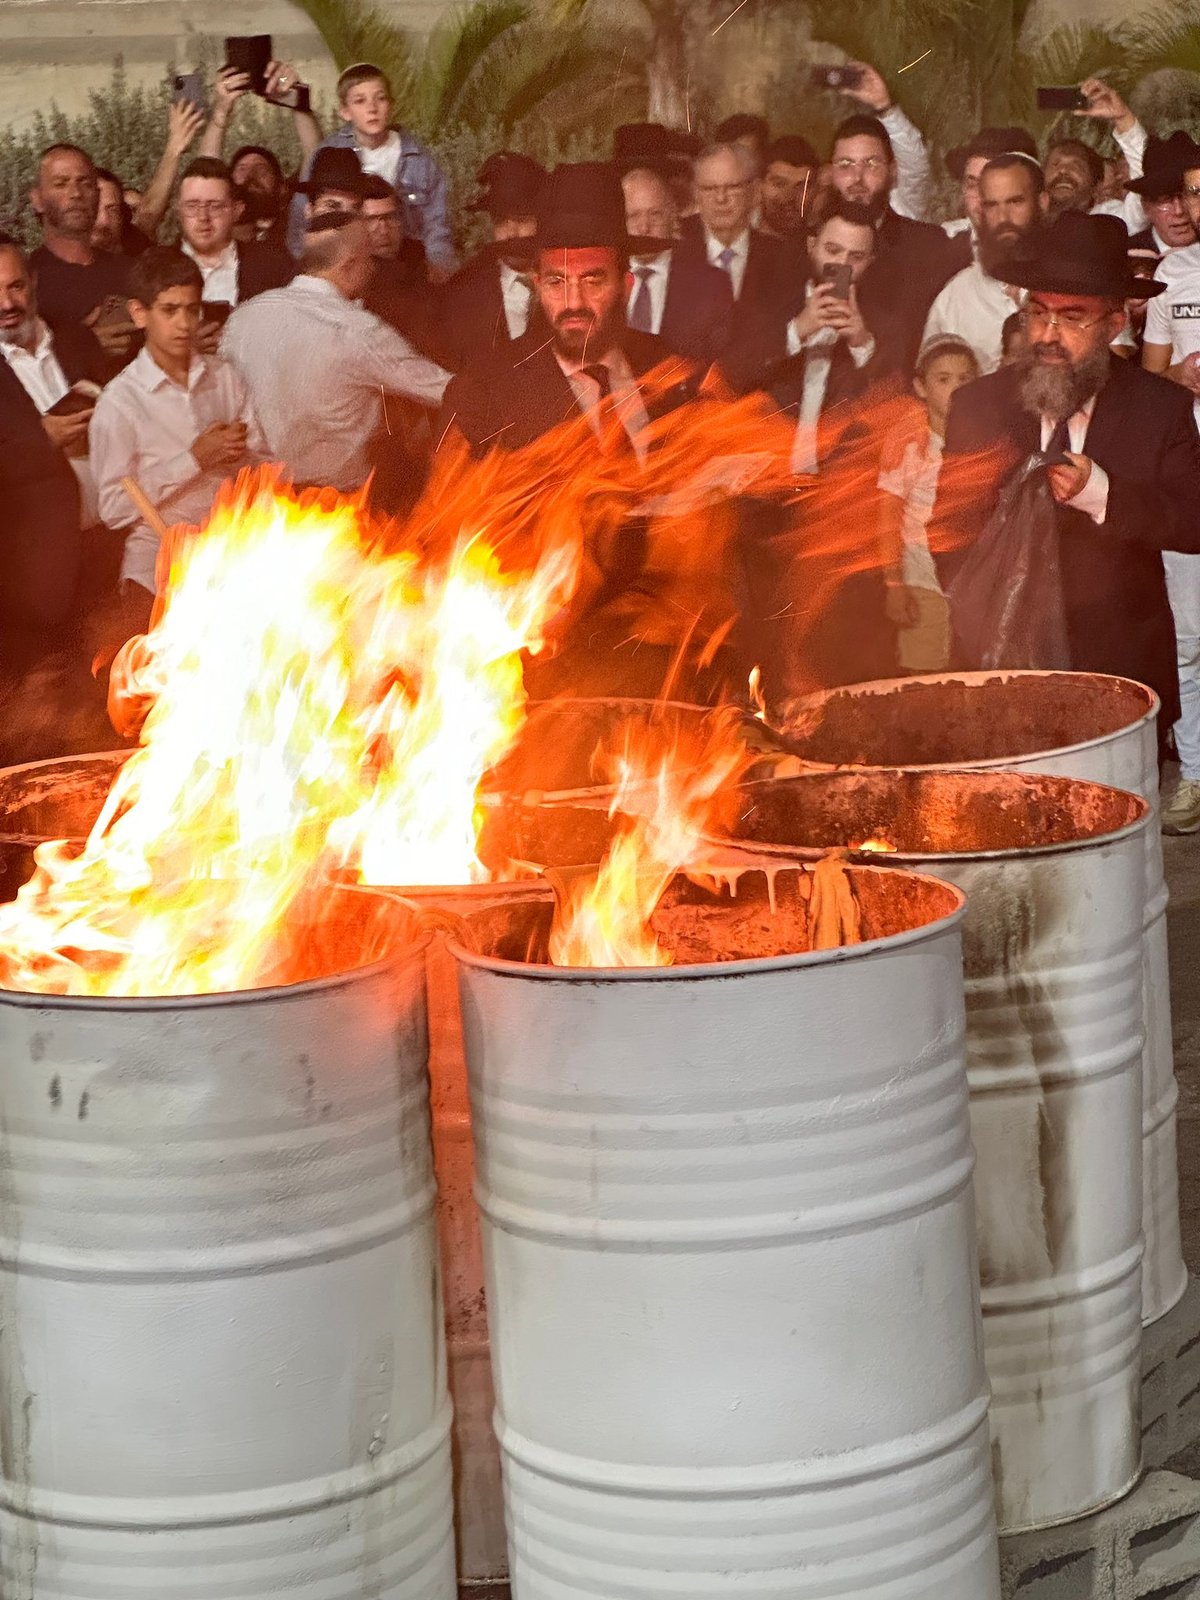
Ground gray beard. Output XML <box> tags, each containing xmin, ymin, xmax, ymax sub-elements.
<box><xmin>1017</xmin><ymin>342</ymin><xmax>1111</xmax><ymax>423</ymax></box>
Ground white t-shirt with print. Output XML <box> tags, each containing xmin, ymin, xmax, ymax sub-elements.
<box><xmin>1144</xmin><ymin>242</ymin><xmax>1200</xmax><ymax>419</ymax></box>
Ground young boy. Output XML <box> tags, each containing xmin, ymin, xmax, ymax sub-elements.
<box><xmin>877</xmin><ymin>334</ymin><xmax>980</xmax><ymax>673</ymax></box>
<box><xmin>90</xmin><ymin>246</ymin><xmax>267</xmax><ymax>610</ymax></box>
<box><xmin>287</xmin><ymin>63</ymin><xmax>456</xmax><ymax>278</ymax></box>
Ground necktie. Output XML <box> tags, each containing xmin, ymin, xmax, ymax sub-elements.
<box><xmin>717</xmin><ymin>245</ymin><xmax>736</xmax><ymax>278</ymax></box>
<box><xmin>629</xmin><ymin>266</ymin><xmax>654</xmax><ymax>332</ymax></box>
<box><xmin>579</xmin><ymin>363</ymin><xmax>612</xmax><ymax>400</ymax></box>
<box><xmin>1046</xmin><ymin>416</ymin><xmax>1072</xmax><ymax>458</ymax></box>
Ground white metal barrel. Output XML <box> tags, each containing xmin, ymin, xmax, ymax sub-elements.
<box><xmin>781</xmin><ymin>670</ymin><xmax>1184</xmax><ymax>1327</ymax></box>
<box><xmin>0</xmin><ymin>886</ymin><xmax>456</xmax><ymax>1600</ymax></box>
<box><xmin>718</xmin><ymin>769</ymin><xmax>1151</xmax><ymax>1532</ymax></box>
<box><xmin>452</xmin><ymin>866</ymin><xmax>1002</xmax><ymax>1598</ymax></box>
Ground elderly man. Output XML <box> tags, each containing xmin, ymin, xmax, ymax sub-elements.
<box><xmin>1128</xmin><ymin>134</ymin><xmax>1199</xmax><ymax>255</ymax></box>
<box><xmin>923</xmin><ymin>154</ymin><xmax>1048</xmax><ymax>374</ymax></box>
<box><xmin>621</xmin><ymin>164</ymin><xmax>732</xmax><ymax>364</ymax></box>
<box><xmin>673</xmin><ymin>142</ymin><xmax>782</xmax><ymax>323</ymax></box>
<box><xmin>220</xmin><ymin>213</ymin><xmax>449</xmax><ymax>494</ymax></box>
<box><xmin>933</xmin><ymin>212</ymin><xmax>1200</xmax><ymax>769</ymax></box>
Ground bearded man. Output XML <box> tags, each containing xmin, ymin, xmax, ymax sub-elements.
<box><xmin>931</xmin><ymin>212</ymin><xmax>1200</xmax><ymax>755</ymax></box>
<box><xmin>923</xmin><ymin>154</ymin><xmax>1048</xmax><ymax>374</ymax></box>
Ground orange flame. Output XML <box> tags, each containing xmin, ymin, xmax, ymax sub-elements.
<box><xmin>549</xmin><ymin>710</ymin><xmax>754</xmax><ymax>967</ymax></box>
<box><xmin>852</xmin><ymin>836</ymin><xmax>898</xmax><ymax>853</ymax></box>
<box><xmin>0</xmin><ymin>472</ymin><xmax>577</xmax><ymax>995</ymax></box>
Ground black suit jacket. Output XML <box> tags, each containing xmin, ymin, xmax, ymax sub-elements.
<box><xmin>50</xmin><ymin>320</ymin><xmax>108</xmax><ymax>389</ymax></box>
<box><xmin>656</xmin><ymin>249</ymin><xmax>735</xmax><ymax>365</ymax></box>
<box><xmin>0</xmin><ymin>358</ymin><xmax>81</xmax><ymax>644</ymax></box>
<box><xmin>859</xmin><ymin>208</ymin><xmax>959</xmax><ymax>373</ymax></box>
<box><xmin>934</xmin><ymin>357</ymin><xmax>1200</xmax><ymax>730</ymax></box>
<box><xmin>442</xmin><ymin>327</ymin><xmax>685</xmax><ymax>456</ymax></box>
<box><xmin>671</xmin><ymin>224</ymin><xmax>786</xmax><ymax>331</ymax></box>
<box><xmin>235</xmin><ymin>241</ymin><xmax>294</xmax><ymax>304</ymax></box>
<box><xmin>436</xmin><ymin>250</ymin><xmax>525</xmax><ymax>372</ymax></box>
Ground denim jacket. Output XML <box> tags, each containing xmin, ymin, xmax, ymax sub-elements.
<box><xmin>287</xmin><ymin>125</ymin><xmax>457</xmax><ymax>272</ymax></box>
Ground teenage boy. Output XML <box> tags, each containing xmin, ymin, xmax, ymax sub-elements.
<box><xmin>288</xmin><ymin>63</ymin><xmax>456</xmax><ymax>277</ymax></box>
<box><xmin>878</xmin><ymin>334</ymin><xmax>980</xmax><ymax>673</ymax></box>
<box><xmin>90</xmin><ymin>247</ymin><xmax>267</xmax><ymax>606</ymax></box>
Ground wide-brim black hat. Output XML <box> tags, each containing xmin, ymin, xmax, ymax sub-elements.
<box><xmin>1000</xmin><ymin>211</ymin><xmax>1166</xmax><ymax>299</ymax></box>
<box><xmin>471</xmin><ymin>151</ymin><xmax>547</xmax><ymax>219</ymax></box>
<box><xmin>1127</xmin><ymin>130</ymin><xmax>1200</xmax><ymax>198</ymax></box>
<box><xmin>946</xmin><ymin>125</ymin><xmax>1038</xmax><ymax>181</ymax></box>
<box><xmin>531</xmin><ymin>161</ymin><xmax>633</xmax><ymax>252</ymax></box>
<box><xmin>613</xmin><ymin>122</ymin><xmax>698</xmax><ymax>178</ymax></box>
<box><xmin>297</xmin><ymin>147</ymin><xmax>373</xmax><ymax>199</ymax></box>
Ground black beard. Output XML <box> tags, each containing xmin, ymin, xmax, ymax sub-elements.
<box><xmin>1017</xmin><ymin>340</ymin><xmax>1111</xmax><ymax>422</ymax></box>
<box><xmin>551</xmin><ymin>306</ymin><xmax>625</xmax><ymax>363</ymax></box>
<box><xmin>979</xmin><ymin>223</ymin><xmax>1038</xmax><ymax>279</ymax></box>
<box><xmin>843</xmin><ymin>188</ymin><xmax>889</xmax><ymax>224</ymax></box>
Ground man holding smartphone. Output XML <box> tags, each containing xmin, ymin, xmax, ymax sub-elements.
<box><xmin>175</xmin><ymin>157</ymin><xmax>293</xmax><ymax>354</ymax></box>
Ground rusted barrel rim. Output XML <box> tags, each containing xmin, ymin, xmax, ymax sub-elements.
<box><xmin>719</xmin><ymin>769</ymin><xmax>1152</xmax><ymax>866</ymax></box>
<box><xmin>780</xmin><ymin>670</ymin><xmax>1159</xmax><ymax>771</ymax></box>
<box><xmin>448</xmin><ymin>861</ymin><xmax>966</xmax><ymax>983</ymax></box>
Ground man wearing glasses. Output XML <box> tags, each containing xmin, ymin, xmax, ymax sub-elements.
<box><xmin>933</xmin><ymin>211</ymin><xmax>1200</xmax><ymax>778</ymax></box>
<box><xmin>176</xmin><ymin>158</ymin><xmax>293</xmax><ymax>356</ymax></box>
<box><xmin>826</xmin><ymin>115</ymin><xmax>958</xmax><ymax>371</ymax></box>
<box><xmin>676</xmin><ymin>142</ymin><xmax>782</xmax><ymax>327</ymax></box>
<box><xmin>1142</xmin><ymin>138</ymin><xmax>1200</xmax><ymax>830</ymax></box>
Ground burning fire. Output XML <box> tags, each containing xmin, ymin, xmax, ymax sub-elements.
<box><xmin>549</xmin><ymin>711</ymin><xmax>753</xmax><ymax>967</ymax></box>
<box><xmin>0</xmin><ymin>472</ymin><xmax>577</xmax><ymax>996</ymax></box>
<box><xmin>852</xmin><ymin>836</ymin><xmax>898</xmax><ymax>854</ymax></box>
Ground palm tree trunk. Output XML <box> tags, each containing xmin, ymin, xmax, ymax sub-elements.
<box><xmin>645</xmin><ymin>0</ymin><xmax>692</xmax><ymax>126</ymax></box>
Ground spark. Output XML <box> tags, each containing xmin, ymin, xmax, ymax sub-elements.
<box><xmin>897</xmin><ymin>47</ymin><xmax>933</xmax><ymax>73</ymax></box>
<box><xmin>711</xmin><ymin>0</ymin><xmax>750</xmax><ymax>36</ymax></box>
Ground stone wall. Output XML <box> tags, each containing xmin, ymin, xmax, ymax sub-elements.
<box><xmin>0</xmin><ymin>0</ymin><xmax>456</xmax><ymax>132</ymax></box>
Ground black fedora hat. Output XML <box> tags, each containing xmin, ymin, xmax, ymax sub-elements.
<box><xmin>532</xmin><ymin>161</ymin><xmax>631</xmax><ymax>251</ymax></box>
<box><xmin>471</xmin><ymin>151</ymin><xmax>547</xmax><ymax>219</ymax></box>
<box><xmin>946</xmin><ymin>125</ymin><xmax>1038</xmax><ymax>181</ymax></box>
<box><xmin>1000</xmin><ymin>211</ymin><xmax>1165</xmax><ymax>299</ymax></box>
<box><xmin>297</xmin><ymin>147</ymin><xmax>373</xmax><ymax>199</ymax></box>
<box><xmin>1127</xmin><ymin>131</ymin><xmax>1200</xmax><ymax>198</ymax></box>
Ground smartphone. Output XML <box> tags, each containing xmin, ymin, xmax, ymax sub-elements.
<box><xmin>1037</xmin><ymin>85</ymin><xmax>1089</xmax><ymax>111</ymax></box>
<box><xmin>821</xmin><ymin>262</ymin><xmax>853</xmax><ymax>301</ymax></box>
<box><xmin>811</xmin><ymin>65</ymin><xmax>864</xmax><ymax>93</ymax></box>
<box><xmin>173</xmin><ymin>71</ymin><xmax>208</xmax><ymax>117</ymax></box>
<box><xmin>201</xmin><ymin>300</ymin><xmax>233</xmax><ymax>328</ymax></box>
<box><xmin>46</xmin><ymin>385</ymin><xmax>99</xmax><ymax>419</ymax></box>
<box><xmin>224</xmin><ymin>35</ymin><xmax>273</xmax><ymax>97</ymax></box>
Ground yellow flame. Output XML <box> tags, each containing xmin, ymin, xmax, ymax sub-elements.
<box><xmin>0</xmin><ymin>473</ymin><xmax>576</xmax><ymax>995</ymax></box>
<box><xmin>549</xmin><ymin>711</ymin><xmax>753</xmax><ymax>967</ymax></box>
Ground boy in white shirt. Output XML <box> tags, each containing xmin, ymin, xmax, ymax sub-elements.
<box><xmin>90</xmin><ymin>247</ymin><xmax>267</xmax><ymax>617</ymax></box>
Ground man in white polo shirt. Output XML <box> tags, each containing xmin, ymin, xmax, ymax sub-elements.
<box><xmin>1143</xmin><ymin>134</ymin><xmax>1200</xmax><ymax>831</ymax></box>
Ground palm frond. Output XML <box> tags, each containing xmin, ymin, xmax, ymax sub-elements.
<box><xmin>285</xmin><ymin>0</ymin><xmax>414</xmax><ymax>80</ymax></box>
<box><xmin>418</xmin><ymin>0</ymin><xmax>533</xmax><ymax>129</ymax></box>
<box><xmin>1127</xmin><ymin>0</ymin><xmax>1200</xmax><ymax>79</ymax></box>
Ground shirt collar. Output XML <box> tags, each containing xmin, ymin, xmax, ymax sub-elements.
<box><xmin>132</xmin><ymin>345</ymin><xmax>211</xmax><ymax>393</ymax></box>
<box><xmin>182</xmin><ymin>239</ymin><xmax>237</xmax><ymax>273</ymax></box>
<box><xmin>705</xmin><ymin>227</ymin><xmax>749</xmax><ymax>260</ymax></box>
<box><xmin>0</xmin><ymin>317</ymin><xmax>54</xmax><ymax>358</ymax></box>
<box><xmin>632</xmin><ymin>250</ymin><xmax>671</xmax><ymax>271</ymax></box>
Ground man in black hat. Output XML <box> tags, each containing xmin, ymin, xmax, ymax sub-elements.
<box><xmin>942</xmin><ymin>126</ymin><xmax>1040</xmax><ymax>270</ymax></box>
<box><xmin>1127</xmin><ymin>134</ymin><xmax>1198</xmax><ymax>256</ymax></box>
<box><xmin>436</xmin><ymin>152</ymin><xmax>547</xmax><ymax>372</ymax></box>
<box><xmin>443</xmin><ymin>162</ymin><xmax>681</xmax><ymax>456</ymax></box>
<box><xmin>932</xmin><ymin>212</ymin><xmax>1200</xmax><ymax>764</ymax></box>
<box><xmin>295</xmin><ymin>148</ymin><xmax>373</xmax><ymax>229</ymax></box>
<box><xmin>621</xmin><ymin>164</ymin><xmax>733</xmax><ymax>365</ymax></box>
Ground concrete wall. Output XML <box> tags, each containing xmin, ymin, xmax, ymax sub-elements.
<box><xmin>0</xmin><ymin>0</ymin><xmax>456</xmax><ymax>133</ymax></box>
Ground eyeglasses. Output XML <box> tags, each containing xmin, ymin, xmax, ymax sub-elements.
<box><xmin>832</xmin><ymin>157</ymin><xmax>888</xmax><ymax>174</ymax></box>
<box><xmin>180</xmin><ymin>201</ymin><xmax>232</xmax><ymax>217</ymax></box>
<box><xmin>1185</xmin><ymin>184</ymin><xmax>1200</xmax><ymax>199</ymax></box>
<box><xmin>696</xmin><ymin>180</ymin><xmax>752</xmax><ymax>198</ymax></box>
<box><xmin>1020</xmin><ymin>304</ymin><xmax>1110</xmax><ymax>333</ymax></box>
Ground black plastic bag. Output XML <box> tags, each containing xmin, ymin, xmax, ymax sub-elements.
<box><xmin>946</xmin><ymin>452</ymin><xmax>1071</xmax><ymax>671</ymax></box>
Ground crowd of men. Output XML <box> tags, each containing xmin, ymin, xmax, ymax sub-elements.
<box><xmin>8</xmin><ymin>53</ymin><xmax>1200</xmax><ymax>829</ymax></box>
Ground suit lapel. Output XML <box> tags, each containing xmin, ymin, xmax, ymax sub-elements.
<box><xmin>1080</xmin><ymin>360</ymin><xmax>1124</xmax><ymax>464</ymax></box>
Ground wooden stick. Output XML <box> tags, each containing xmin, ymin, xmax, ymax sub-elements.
<box><xmin>120</xmin><ymin>475</ymin><xmax>171</xmax><ymax>542</ymax></box>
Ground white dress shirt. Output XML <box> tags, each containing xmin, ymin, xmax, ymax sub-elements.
<box><xmin>1090</xmin><ymin>121</ymin><xmax>1149</xmax><ymax>233</ymax></box>
<box><xmin>499</xmin><ymin>261</ymin><xmax>533</xmax><ymax>340</ymax></box>
<box><xmin>922</xmin><ymin>261</ymin><xmax>1023</xmax><ymax>374</ymax></box>
<box><xmin>0</xmin><ymin>317</ymin><xmax>70</xmax><ymax>412</ymax></box>
<box><xmin>90</xmin><ymin>347</ymin><xmax>269</xmax><ymax>593</ymax></box>
<box><xmin>556</xmin><ymin>349</ymin><xmax>650</xmax><ymax>459</ymax></box>
<box><xmin>878</xmin><ymin>428</ymin><xmax>945</xmax><ymax>592</ymax></box>
<box><xmin>2</xmin><ymin>318</ymin><xmax>101</xmax><ymax>525</ymax></box>
<box><xmin>785</xmin><ymin>288</ymin><xmax>876</xmax><ymax>474</ymax></box>
<box><xmin>359</xmin><ymin>131</ymin><xmax>402</xmax><ymax>188</ymax></box>
<box><xmin>881</xmin><ymin>103</ymin><xmax>933</xmax><ymax>222</ymax></box>
<box><xmin>182</xmin><ymin>240</ymin><xmax>239</xmax><ymax>305</ymax></box>
<box><xmin>220</xmin><ymin>275</ymin><xmax>450</xmax><ymax>492</ymax></box>
<box><xmin>626</xmin><ymin>250</ymin><xmax>671</xmax><ymax>334</ymax></box>
<box><xmin>705</xmin><ymin>228</ymin><xmax>751</xmax><ymax>300</ymax></box>
<box><xmin>1041</xmin><ymin>397</ymin><xmax>1109</xmax><ymax>524</ymax></box>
